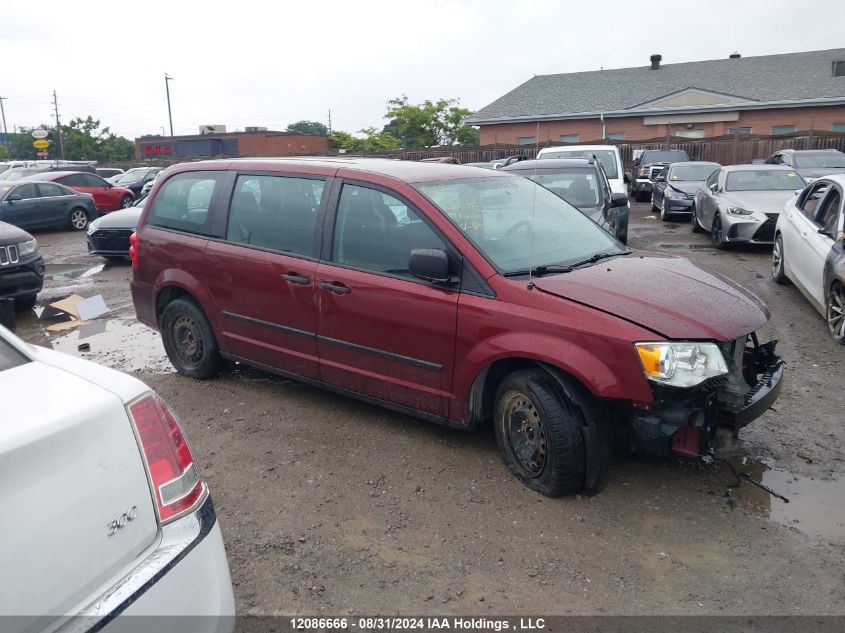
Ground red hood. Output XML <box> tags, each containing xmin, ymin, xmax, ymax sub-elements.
<box><xmin>532</xmin><ymin>253</ymin><xmax>768</xmax><ymax>341</ymax></box>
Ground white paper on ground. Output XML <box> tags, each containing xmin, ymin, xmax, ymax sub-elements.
<box><xmin>74</xmin><ymin>295</ymin><xmax>109</xmax><ymax>321</ymax></box>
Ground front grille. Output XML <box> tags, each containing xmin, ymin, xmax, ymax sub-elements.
<box><xmin>753</xmin><ymin>218</ymin><xmax>777</xmax><ymax>242</ymax></box>
<box><xmin>649</xmin><ymin>166</ymin><xmax>663</xmax><ymax>180</ymax></box>
<box><xmin>91</xmin><ymin>229</ymin><xmax>133</xmax><ymax>252</ymax></box>
<box><xmin>0</xmin><ymin>245</ymin><xmax>19</xmax><ymax>267</ymax></box>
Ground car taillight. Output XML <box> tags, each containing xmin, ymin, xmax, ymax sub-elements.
<box><xmin>129</xmin><ymin>232</ymin><xmax>138</xmax><ymax>269</ymax></box>
<box><xmin>128</xmin><ymin>394</ymin><xmax>204</xmax><ymax>524</ymax></box>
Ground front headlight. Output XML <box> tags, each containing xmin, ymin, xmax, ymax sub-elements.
<box><xmin>87</xmin><ymin>219</ymin><xmax>100</xmax><ymax>235</ymax></box>
<box><xmin>635</xmin><ymin>342</ymin><xmax>728</xmax><ymax>387</ymax></box>
<box><xmin>727</xmin><ymin>206</ymin><xmax>752</xmax><ymax>215</ymax></box>
<box><xmin>17</xmin><ymin>238</ymin><xmax>37</xmax><ymax>256</ymax></box>
<box><xmin>638</xmin><ymin>167</ymin><xmax>649</xmax><ymax>177</ymax></box>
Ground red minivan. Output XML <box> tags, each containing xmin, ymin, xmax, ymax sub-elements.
<box><xmin>131</xmin><ymin>158</ymin><xmax>784</xmax><ymax>496</ymax></box>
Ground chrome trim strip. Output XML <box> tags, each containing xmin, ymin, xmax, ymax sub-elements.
<box><xmin>56</xmin><ymin>495</ymin><xmax>216</xmax><ymax>633</ymax></box>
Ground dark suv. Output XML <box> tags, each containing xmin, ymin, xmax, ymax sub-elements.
<box><xmin>764</xmin><ymin>149</ymin><xmax>845</xmax><ymax>182</ymax></box>
<box><xmin>0</xmin><ymin>221</ymin><xmax>44</xmax><ymax>309</ymax></box>
<box><xmin>131</xmin><ymin>158</ymin><xmax>784</xmax><ymax>496</ymax></box>
<box><xmin>631</xmin><ymin>149</ymin><xmax>691</xmax><ymax>202</ymax></box>
<box><xmin>501</xmin><ymin>158</ymin><xmax>629</xmax><ymax>243</ymax></box>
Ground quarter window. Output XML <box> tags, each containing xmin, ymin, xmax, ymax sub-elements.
<box><xmin>331</xmin><ymin>184</ymin><xmax>445</xmax><ymax>278</ymax></box>
<box><xmin>148</xmin><ymin>172</ymin><xmax>223</xmax><ymax>232</ymax></box>
<box><xmin>226</xmin><ymin>175</ymin><xmax>325</xmax><ymax>257</ymax></box>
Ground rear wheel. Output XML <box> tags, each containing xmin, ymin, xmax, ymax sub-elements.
<box><xmin>827</xmin><ymin>282</ymin><xmax>845</xmax><ymax>345</ymax></box>
<box><xmin>711</xmin><ymin>215</ymin><xmax>728</xmax><ymax>250</ymax></box>
<box><xmin>690</xmin><ymin>203</ymin><xmax>703</xmax><ymax>233</ymax></box>
<box><xmin>772</xmin><ymin>234</ymin><xmax>789</xmax><ymax>284</ymax></box>
<box><xmin>68</xmin><ymin>207</ymin><xmax>89</xmax><ymax>231</ymax></box>
<box><xmin>120</xmin><ymin>194</ymin><xmax>133</xmax><ymax>208</ymax></box>
<box><xmin>494</xmin><ymin>369</ymin><xmax>587</xmax><ymax>497</ymax></box>
<box><xmin>160</xmin><ymin>297</ymin><xmax>224</xmax><ymax>378</ymax></box>
<box><xmin>634</xmin><ymin>190</ymin><xmax>648</xmax><ymax>203</ymax></box>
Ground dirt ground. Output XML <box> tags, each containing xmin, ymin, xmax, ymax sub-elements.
<box><xmin>13</xmin><ymin>200</ymin><xmax>845</xmax><ymax>616</ymax></box>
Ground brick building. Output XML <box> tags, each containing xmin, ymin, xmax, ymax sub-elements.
<box><xmin>466</xmin><ymin>49</ymin><xmax>845</xmax><ymax>144</ymax></box>
<box><xmin>134</xmin><ymin>130</ymin><xmax>330</xmax><ymax>161</ymax></box>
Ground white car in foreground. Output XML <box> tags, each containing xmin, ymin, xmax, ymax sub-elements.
<box><xmin>0</xmin><ymin>325</ymin><xmax>235</xmax><ymax>632</ymax></box>
<box><xmin>772</xmin><ymin>174</ymin><xmax>845</xmax><ymax>344</ymax></box>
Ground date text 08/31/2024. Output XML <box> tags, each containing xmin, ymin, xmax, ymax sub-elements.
<box><xmin>290</xmin><ymin>617</ymin><xmax>547</xmax><ymax>631</ymax></box>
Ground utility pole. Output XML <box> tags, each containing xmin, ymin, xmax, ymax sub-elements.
<box><xmin>53</xmin><ymin>90</ymin><xmax>64</xmax><ymax>159</ymax></box>
<box><xmin>0</xmin><ymin>97</ymin><xmax>8</xmax><ymax>151</ymax></box>
<box><xmin>164</xmin><ymin>73</ymin><xmax>174</xmax><ymax>137</ymax></box>
<box><xmin>328</xmin><ymin>109</ymin><xmax>332</xmax><ymax>136</ymax></box>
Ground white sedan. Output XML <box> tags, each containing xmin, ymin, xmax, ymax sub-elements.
<box><xmin>0</xmin><ymin>325</ymin><xmax>235</xmax><ymax>632</ymax></box>
<box><xmin>772</xmin><ymin>174</ymin><xmax>845</xmax><ymax>344</ymax></box>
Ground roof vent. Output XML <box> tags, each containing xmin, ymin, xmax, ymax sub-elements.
<box><xmin>650</xmin><ymin>54</ymin><xmax>662</xmax><ymax>70</ymax></box>
<box><xmin>729</xmin><ymin>52</ymin><xmax>741</xmax><ymax>59</ymax></box>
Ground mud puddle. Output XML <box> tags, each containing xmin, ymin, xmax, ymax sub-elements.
<box><xmin>44</xmin><ymin>263</ymin><xmax>105</xmax><ymax>281</ymax></box>
<box><xmin>720</xmin><ymin>458</ymin><xmax>845</xmax><ymax>542</ymax></box>
<box><xmin>50</xmin><ymin>318</ymin><xmax>172</xmax><ymax>374</ymax></box>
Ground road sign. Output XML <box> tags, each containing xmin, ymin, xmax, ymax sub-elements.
<box><xmin>33</xmin><ymin>139</ymin><xmax>50</xmax><ymax>149</ymax></box>
<box><xmin>36</xmin><ymin>150</ymin><xmax>49</xmax><ymax>158</ymax></box>
<box><xmin>31</xmin><ymin>128</ymin><xmax>49</xmax><ymax>139</ymax></box>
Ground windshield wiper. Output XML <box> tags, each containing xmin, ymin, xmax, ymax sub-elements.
<box><xmin>504</xmin><ymin>250</ymin><xmax>632</xmax><ymax>278</ymax></box>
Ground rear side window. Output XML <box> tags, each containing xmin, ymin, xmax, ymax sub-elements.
<box><xmin>331</xmin><ymin>184</ymin><xmax>445</xmax><ymax>278</ymax></box>
<box><xmin>226</xmin><ymin>175</ymin><xmax>325</xmax><ymax>257</ymax></box>
<box><xmin>148</xmin><ymin>172</ymin><xmax>223</xmax><ymax>233</ymax></box>
<box><xmin>58</xmin><ymin>174</ymin><xmax>89</xmax><ymax>187</ymax></box>
<box><xmin>37</xmin><ymin>183</ymin><xmax>67</xmax><ymax>198</ymax></box>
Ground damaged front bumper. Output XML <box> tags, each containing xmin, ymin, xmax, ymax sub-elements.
<box><xmin>629</xmin><ymin>336</ymin><xmax>784</xmax><ymax>458</ymax></box>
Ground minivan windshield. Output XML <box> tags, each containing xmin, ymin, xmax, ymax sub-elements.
<box><xmin>725</xmin><ymin>169</ymin><xmax>806</xmax><ymax>191</ymax></box>
<box><xmin>794</xmin><ymin>152</ymin><xmax>845</xmax><ymax>169</ymax></box>
<box><xmin>415</xmin><ymin>176</ymin><xmax>624</xmax><ymax>275</ymax></box>
<box><xmin>540</xmin><ymin>149</ymin><xmax>618</xmax><ymax>179</ymax></box>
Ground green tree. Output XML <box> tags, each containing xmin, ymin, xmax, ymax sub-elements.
<box><xmin>329</xmin><ymin>130</ymin><xmax>363</xmax><ymax>152</ymax></box>
<box><xmin>61</xmin><ymin>116</ymin><xmax>134</xmax><ymax>162</ymax></box>
<box><xmin>286</xmin><ymin>120</ymin><xmax>329</xmax><ymax>136</ymax></box>
<box><xmin>357</xmin><ymin>127</ymin><xmax>402</xmax><ymax>152</ymax></box>
<box><xmin>383</xmin><ymin>95</ymin><xmax>478</xmax><ymax>148</ymax></box>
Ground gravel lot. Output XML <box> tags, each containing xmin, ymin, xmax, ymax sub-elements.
<box><xmin>14</xmin><ymin>199</ymin><xmax>845</xmax><ymax>616</ymax></box>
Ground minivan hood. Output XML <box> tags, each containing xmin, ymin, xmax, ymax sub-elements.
<box><xmin>722</xmin><ymin>190</ymin><xmax>796</xmax><ymax>215</ymax></box>
<box><xmin>531</xmin><ymin>254</ymin><xmax>768</xmax><ymax>341</ymax></box>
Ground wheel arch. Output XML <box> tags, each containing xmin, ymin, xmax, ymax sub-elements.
<box><xmin>153</xmin><ymin>271</ymin><xmax>221</xmax><ymax>335</ymax></box>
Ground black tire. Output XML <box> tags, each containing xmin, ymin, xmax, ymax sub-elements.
<box><xmin>68</xmin><ymin>207</ymin><xmax>89</xmax><ymax>231</ymax></box>
<box><xmin>634</xmin><ymin>190</ymin><xmax>648</xmax><ymax>203</ymax></box>
<box><xmin>120</xmin><ymin>194</ymin><xmax>133</xmax><ymax>209</ymax></box>
<box><xmin>160</xmin><ymin>297</ymin><xmax>224</xmax><ymax>379</ymax></box>
<box><xmin>826</xmin><ymin>282</ymin><xmax>845</xmax><ymax>345</ymax></box>
<box><xmin>651</xmin><ymin>195</ymin><xmax>659</xmax><ymax>213</ymax></box>
<box><xmin>660</xmin><ymin>204</ymin><xmax>670</xmax><ymax>221</ymax></box>
<box><xmin>772</xmin><ymin>234</ymin><xmax>789</xmax><ymax>285</ymax></box>
<box><xmin>690</xmin><ymin>203</ymin><xmax>703</xmax><ymax>233</ymax></box>
<box><xmin>711</xmin><ymin>215</ymin><xmax>728</xmax><ymax>250</ymax></box>
<box><xmin>494</xmin><ymin>369</ymin><xmax>587</xmax><ymax>497</ymax></box>
<box><xmin>14</xmin><ymin>294</ymin><xmax>37</xmax><ymax>311</ymax></box>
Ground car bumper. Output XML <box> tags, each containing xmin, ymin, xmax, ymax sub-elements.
<box><xmin>630</xmin><ymin>338</ymin><xmax>784</xmax><ymax>458</ymax></box>
<box><xmin>58</xmin><ymin>496</ymin><xmax>235</xmax><ymax>633</ymax></box>
<box><xmin>634</xmin><ymin>178</ymin><xmax>652</xmax><ymax>192</ymax></box>
<box><xmin>722</xmin><ymin>213</ymin><xmax>778</xmax><ymax>244</ymax></box>
<box><xmin>131</xmin><ymin>280</ymin><xmax>157</xmax><ymax>329</ymax></box>
<box><xmin>662</xmin><ymin>198</ymin><xmax>694</xmax><ymax>213</ymax></box>
<box><xmin>87</xmin><ymin>229</ymin><xmax>133</xmax><ymax>257</ymax></box>
<box><xmin>0</xmin><ymin>255</ymin><xmax>45</xmax><ymax>300</ymax></box>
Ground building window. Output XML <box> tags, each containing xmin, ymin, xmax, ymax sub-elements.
<box><xmin>772</xmin><ymin>125</ymin><xmax>796</xmax><ymax>135</ymax></box>
<box><xmin>559</xmin><ymin>134</ymin><xmax>579</xmax><ymax>143</ymax></box>
<box><xmin>516</xmin><ymin>136</ymin><xmax>535</xmax><ymax>145</ymax></box>
<box><xmin>605</xmin><ymin>133</ymin><xmax>625</xmax><ymax>140</ymax></box>
<box><xmin>833</xmin><ymin>123</ymin><xmax>845</xmax><ymax>133</ymax></box>
<box><xmin>728</xmin><ymin>127</ymin><xmax>752</xmax><ymax>135</ymax></box>
<box><xmin>833</xmin><ymin>61</ymin><xmax>845</xmax><ymax>77</ymax></box>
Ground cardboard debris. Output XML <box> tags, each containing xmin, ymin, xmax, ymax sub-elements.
<box><xmin>41</xmin><ymin>294</ymin><xmax>110</xmax><ymax>332</ymax></box>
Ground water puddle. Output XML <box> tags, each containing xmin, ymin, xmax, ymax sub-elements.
<box><xmin>721</xmin><ymin>458</ymin><xmax>845</xmax><ymax>542</ymax></box>
<box><xmin>50</xmin><ymin>318</ymin><xmax>172</xmax><ymax>374</ymax></box>
<box><xmin>43</xmin><ymin>263</ymin><xmax>105</xmax><ymax>282</ymax></box>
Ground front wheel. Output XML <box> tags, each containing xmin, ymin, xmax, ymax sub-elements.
<box><xmin>68</xmin><ymin>207</ymin><xmax>89</xmax><ymax>231</ymax></box>
<box><xmin>772</xmin><ymin>234</ymin><xmax>789</xmax><ymax>284</ymax></box>
<box><xmin>494</xmin><ymin>369</ymin><xmax>587</xmax><ymax>497</ymax></box>
<box><xmin>120</xmin><ymin>194</ymin><xmax>133</xmax><ymax>208</ymax></box>
<box><xmin>160</xmin><ymin>297</ymin><xmax>225</xmax><ymax>378</ymax></box>
<box><xmin>827</xmin><ymin>282</ymin><xmax>845</xmax><ymax>345</ymax></box>
<box><xmin>711</xmin><ymin>215</ymin><xmax>728</xmax><ymax>250</ymax></box>
<box><xmin>691</xmin><ymin>204</ymin><xmax>703</xmax><ymax>233</ymax></box>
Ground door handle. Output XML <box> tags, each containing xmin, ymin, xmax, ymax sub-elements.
<box><xmin>281</xmin><ymin>272</ymin><xmax>310</xmax><ymax>285</ymax></box>
<box><xmin>320</xmin><ymin>281</ymin><xmax>351</xmax><ymax>295</ymax></box>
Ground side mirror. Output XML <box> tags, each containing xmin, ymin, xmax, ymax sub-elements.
<box><xmin>5</xmin><ymin>194</ymin><xmax>21</xmax><ymax>202</ymax></box>
<box><xmin>654</xmin><ymin>175</ymin><xmax>666</xmax><ymax>182</ymax></box>
<box><xmin>709</xmin><ymin>183</ymin><xmax>718</xmax><ymax>193</ymax></box>
<box><xmin>623</xmin><ymin>172</ymin><xmax>632</xmax><ymax>184</ymax></box>
<box><xmin>409</xmin><ymin>248</ymin><xmax>455</xmax><ymax>284</ymax></box>
<box><xmin>610</xmin><ymin>192</ymin><xmax>629</xmax><ymax>207</ymax></box>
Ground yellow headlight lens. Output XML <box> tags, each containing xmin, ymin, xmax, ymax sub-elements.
<box><xmin>637</xmin><ymin>344</ymin><xmax>664</xmax><ymax>377</ymax></box>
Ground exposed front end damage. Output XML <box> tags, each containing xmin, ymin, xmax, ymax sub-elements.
<box><xmin>626</xmin><ymin>334</ymin><xmax>784</xmax><ymax>458</ymax></box>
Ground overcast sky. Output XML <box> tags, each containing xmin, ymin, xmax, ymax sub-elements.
<box><xmin>1</xmin><ymin>0</ymin><xmax>844</xmax><ymax>140</ymax></box>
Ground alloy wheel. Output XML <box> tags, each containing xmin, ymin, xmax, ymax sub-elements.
<box><xmin>711</xmin><ymin>216</ymin><xmax>723</xmax><ymax>248</ymax></box>
<box><xmin>772</xmin><ymin>238</ymin><xmax>784</xmax><ymax>278</ymax></box>
<box><xmin>70</xmin><ymin>209</ymin><xmax>88</xmax><ymax>230</ymax></box>
<box><xmin>827</xmin><ymin>284</ymin><xmax>845</xmax><ymax>343</ymax></box>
